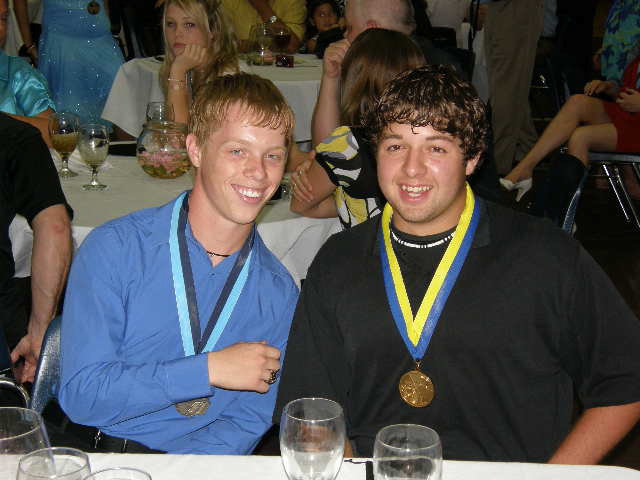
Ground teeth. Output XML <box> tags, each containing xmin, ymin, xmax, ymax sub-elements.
<box><xmin>237</xmin><ymin>187</ymin><xmax>262</xmax><ymax>198</ymax></box>
<box><xmin>401</xmin><ymin>185</ymin><xmax>431</xmax><ymax>193</ymax></box>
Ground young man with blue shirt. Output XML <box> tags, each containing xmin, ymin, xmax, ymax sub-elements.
<box><xmin>59</xmin><ymin>73</ymin><xmax>299</xmax><ymax>454</ymax></box>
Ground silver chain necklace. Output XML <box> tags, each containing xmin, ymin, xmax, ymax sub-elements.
<box><xmin>391</xmin><ymin>230</ymin><xmax>455</xmax><ymax>249</ymax></box>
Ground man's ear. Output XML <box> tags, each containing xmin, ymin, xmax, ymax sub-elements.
<box><xmin>186</xmin><ymin>133</ymin><xmax>202</xmax><ymax>168</ymax></box>
<box><xmin>465</xmin><ymin>153</ymin><xmax>481</xmax><ymax>176</ymax></box>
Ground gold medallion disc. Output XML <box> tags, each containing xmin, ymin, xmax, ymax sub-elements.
<box><xmin>175</xmin><ymin>397</ymin><xmax>210</xmax><ymax>416</ymax></box>
<box><xmin>399</xmin><ymin>370</ymin><xmax>435</xmax><ymax>408</ymax></box>
<box><xmin>87</xmin><ymin>1</ymin><xmax>100</xmax><ymax>14</ymax></box>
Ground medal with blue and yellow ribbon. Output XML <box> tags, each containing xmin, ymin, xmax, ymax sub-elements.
<box><xmin>379</xmin><ymin>184</ymin><xmax>480</xmax><ymax>407</ymax></box>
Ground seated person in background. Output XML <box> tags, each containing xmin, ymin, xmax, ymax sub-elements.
<box><xmin>303</xmin><ymin>0</ymin><xmax>342</xmax><ymax>56</ymax></box>
<box><xmin>160</xmin><ymin>0</ymin><xmax>240</xmax><ymax>126</ymax></box>
<box><xmin>275</xmin><ymin>65</ymin><xmax>640</xmax><ymax>462</ymax></box>
<box><xmin>311</xmin><ymin>0</ymin><xmax>463</xmax><ymax>146</ymax></box>
<box><xmin>105</xmin><ymin>0</ymin><xmax>240</xmax><ymax>140</ymax></box>
<box><xmin>1</xmin><ymin>113</ymin><xmax>72</xmax><ymax>384</ymax></box>
<box><xmin>59</xmin><ymin>73</ymin><xmax>299</xmax><ymax>454</ymax></box>
<box><xmin>291</xmin><ymin>28</ymin><xmax>425</xmax><ymax>229</ymax></box>
<box><xmin>0</xmin><ymin>0</ymin><xmax>54</xmax><ymax>145</ymax></box>
<box><xmin>220</xmin><ymin>0</ymin><xmax>305</xmax><ymax>53</ymax></box>
<box><xmin>501</xmin><ymin>40</ymin><xmax>640</xmax><ymax>201</ymax></box>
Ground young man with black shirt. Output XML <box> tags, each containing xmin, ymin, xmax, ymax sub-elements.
<box><xmin>274</xmin><ymin>65</ymin><xmax>640</xmax><ymax>463</ymax></box>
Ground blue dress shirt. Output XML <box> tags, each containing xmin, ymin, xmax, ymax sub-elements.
<box><xmin>0</xmin><ymin>51</ymin><xmax>55</xmax><ymax>116</ymax></box>
<box><xmin>59</xmin><ymin>193</ymin><xmax>299</xmax><ymax>454</ymax></box>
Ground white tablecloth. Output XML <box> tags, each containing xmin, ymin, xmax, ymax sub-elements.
<box><xmin>10</xmin><ymin>154</ymin><xmax>340</xmax><ymax>285</ymax></box>
<box><xmin>101</xmin><ymin>55</ymin><xmax>322</xmax><ymax>142</ymax></box>
<box><xmin>81</xmin><ymin>454</ymin><xmax>640</xmax><ymax>480</ymax></box>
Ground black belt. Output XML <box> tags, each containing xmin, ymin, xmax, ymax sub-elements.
<box><xmin>92</xmin><ymin>429</ymin><xmax>166</xmax><ymax>454</ymax></box>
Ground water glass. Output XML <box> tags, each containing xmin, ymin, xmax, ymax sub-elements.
<box><xmin>78</xmin><ymin>123</ymin><xmax>109</xmax><ymax>191</ymax></box>
<box><xmin>17</xmin><ymin>447</ymin><xmax>90</xmax><ymax>480</ymax></box>
<box><xmin>49</xmin><ymin>112</ymin><xmax>79</xmax><ymax>178</ymax></box>
<box><xmin>84</xmin><ymin>468</ymin><xmax>152</xmax><ymax>480</ymax></box>
<box><xmin>146</xmin><ymin>102</ymin><xmax>174</xmax><ymax>123</ymax></box>
<box><xmin>373</xmin><ymin>424</ymin><xmax>442</xmax><ymax>480</ymax></box>
<box><xmin>280</xmin><ymin>398</ymin><xmax>345</xmax><ymax>480</ymax></box>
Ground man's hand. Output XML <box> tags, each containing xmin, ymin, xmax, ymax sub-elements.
<box><xmin>11</xmin><ymin>320</ymin><xmax>48</xmax><ymax>383</ymax></box>
<box><xmin>171</xmin><ymin>44</ymin><xmax>208</xmax><ymax>76</ymax></box>
<box><xmin>323</xmin><ymin>39</ymin><xmax>350</xmax><ymax>79</ymax></box>
<box><xmin>616</xmin><ymin>88</ymin><xmax>640</xmax><ymax>113</ymax></box>
<box><xmin>208</xmin><ymin>341</ymin><xmax>281</xmax><ymax>393</ymax></box>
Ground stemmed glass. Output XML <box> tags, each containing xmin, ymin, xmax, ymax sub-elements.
<box><xmin>249</xmin><ymin>23</ymin><xmax>273</xmax><ymax>65</ymax></box>
<box><xmin>84</xmin><ymin>468</ymin><xmax>152</xmax><ymax>480</ymax></box>
<box><xmin>373</xmin><ymin>424</ymin><xmax>442</xmax><ymax>480</ymax></box>
<box><xmin>17</xmin><ymin>447</ymin><xmax>90</xmax><ymax>480</ymax></box>
<box><xmin>49</xmin><ymin>112</ymin><xmax>79</xmax><ymax>178</ymax></box>
<box><xmin>0</xmin><ymin>408</ymin><xmax>50</xmax><ymax>478</ymax></box>
<box><xmin>145</xmin><ymin>102</ymin><xmax>174</xmax><ymax>123</ymax></box>
<box><xmin>280</xmin><ymin>398</ymin><xmax>345</xmax><ymax>480</ymax></box>
<box><xmin>270</xmin><ymin>23</ymin><xmax>291</xmax><ymax>54</ymax></box>
<box><xmin>77</xmin><ymin>123</ymin><xmax>109</xmax><ymax>191</ymax></box>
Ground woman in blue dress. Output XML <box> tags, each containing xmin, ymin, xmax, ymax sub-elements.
<box><xmin>38</xmin><ymin>0</ymin><xmax>124</xmax><ymax>124</ymax></box>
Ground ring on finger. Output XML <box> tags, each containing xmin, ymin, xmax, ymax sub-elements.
<box><xmin>265</xmin><ymin>369</ymin><xmax>279</xmax><ymax>385</ymax></box>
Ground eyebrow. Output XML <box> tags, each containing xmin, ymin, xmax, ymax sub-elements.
<box><xmin>379</xmin><ymin>133</ymin><xmax>456</xmax><ymax>144</ymax></box>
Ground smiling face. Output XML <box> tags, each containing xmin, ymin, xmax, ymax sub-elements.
<box><xmin>187</xmin><ymin>102</ymin><xmax>288</xmax><ymax>230</ymax></box>
<box><xmin>312</xmin><ymin>3</ymin><xmax>339</xmax><ymax>33</ymax></box>
<box><xmin>377</xmin><ymin>123</ymin><xmax>479</xmax><ymax>236</ymax></box>
<box><xmin>164</xmin><ymin>3</ymin><xmax>210</xmax><ymax>57</ymax></box>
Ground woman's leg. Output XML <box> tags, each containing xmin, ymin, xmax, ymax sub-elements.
<box><xmin>567</xmin><ymin>123</ymin><xmax>617</xmax><ymax>165</ymax></box>
<box><xmin>504</xmin><ymin>94</ymin><xmax>611</xmax><ymax>183</ymax></box>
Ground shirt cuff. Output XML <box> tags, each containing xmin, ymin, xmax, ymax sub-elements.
<box><xmin>164</xmin><ymin>353</ymin><xmax>213</xmax><ymax>403</ymax></box>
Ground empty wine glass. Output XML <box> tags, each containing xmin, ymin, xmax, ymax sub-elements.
<box><xmin>0</xmin><ymin>408</ymin><xmax>50</xmax><ymax>479</ymax></box>
<box><xmin>17</xmin><ymin>447</ymin><xmax>90</xmax><ymax>480</ymax></box>
<box><xmin>49</xmin><ymin>112</ymin><xmax>79</xmax><ymax>178</ymax></box>
<box><xmin>373</xmin><ymin>424</ymin><xmax>442</xmax><ymax>480</ymax></box>
<box><xmin>280</xmin><ymin>398</ymin><xmax>345</xmax><ymax>480</ymax></box>
<box><xmin>84</xmin><ymin>468</ymin><xmax>152</xmax><ymax>480</ymax></box>
<box><xmin>146</xmin><ymin>102</ymin><xmax>174</xmax><ymax>123</ymax></box>
<box><xmin>78</xmin><ymin>123</ymin><xmax>109</xmax><ymax>191</ymax></box>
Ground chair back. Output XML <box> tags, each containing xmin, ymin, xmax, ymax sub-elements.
<box><xmin>28</xmin><ymin>316</ymin><xmax>62</xmax><ymax>413</ymax></box>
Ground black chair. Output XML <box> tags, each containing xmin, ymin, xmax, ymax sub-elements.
<box><xmin>588</xmin><ymin>152</ymin><xmax>640</xmax><ymax>230</ymax></box>
<box><xmin>0</xmin><ymin>326</ymin><xmax>29</xmax><ymax>406</ymax></box>
<box><xmin>29</xmin><ymin>316</ymin><xmax>62</xmax><ymax>414</ymax></box>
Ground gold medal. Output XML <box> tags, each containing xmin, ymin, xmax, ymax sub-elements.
<box><xmin>175</xmin><ymin>397</ymin><xmax>210</xmax><ymax>416</ymax></box>
<box><xmin>87</xmin><ymin>1</ymin><xmax>100</xmax><ymax>14</ymax></box>
<box><xmin>399</xmin><ymin>364</ymin><xmax>434</xmax><ymax>408</ymax></box>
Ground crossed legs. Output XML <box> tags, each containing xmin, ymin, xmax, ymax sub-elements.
<box><xmin>504</xmin><ymin>94</ymin><xmax>617</xmax><ymax>183</ymax></box>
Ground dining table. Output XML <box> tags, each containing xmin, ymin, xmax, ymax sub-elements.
<box><xmin>85</xmin><ymin>453</ymin><xmax>640</xmax><ymax>480</ymax></box>
<box><xmin>101</xmin><ymin>55</ymin><xmax>323</xmax><ymax>142</ymax></box>
<box><xmin>10</xmin><ymin>152</ymin><xmax>341</xmax><ymax>286</ymax></box>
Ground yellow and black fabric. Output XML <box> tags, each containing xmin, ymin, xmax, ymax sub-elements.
<box><xmin>315</xmin><ymin>126</ymin><xmax>385</xmax><ymax>229</ymax></box>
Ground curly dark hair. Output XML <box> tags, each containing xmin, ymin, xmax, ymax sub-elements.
<box><xmin>364</xmin><ymin>65</ymin><xmax>488</xmax><ymax>162</ymax></box>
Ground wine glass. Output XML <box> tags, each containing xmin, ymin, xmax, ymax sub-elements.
<box><xmin>249</xmin><ymin>23</ymin><xmax>273</xmax><ymax>65</ymax></box>
<box><xmin>145</xmin><ymin>102</ymin><xmax>174</xmax><ymax>123</ymax></box>
<box><xmin>373</xmin><ymin>424</ymin><xmax>442</xmax><ymax>480</ymax></box>
<box><xmin>280</xmin><ymin>398</ymin><xmax>345</xmax><ymax>480</ymax></box>
<box><xmin>84</xmin><ymin>468</ymin><xmax>152</xmax><ymax>480</ymax></box>
<box><xmin>77</xmin><ymin>123</ymin><xmax>109</xmax><ymax>191</ymax></box>
<box><xmin>0</xmin><ymin>408</ymin><xmax>50</xmax><ymax>478</ymax></box>
<box><xmin>17</xmin><ymin>447</ymin><xmax>90</xmax><ymax>480</ymax></box>
<box><xmin>49</xmin><ymin>112</ymin><xmax>79</xmax><ymax>178</ymax></box>
<box><xmin>270</xmin><ymin>23</ymin><xmax>291</xmax><ymax>54</ymax></box>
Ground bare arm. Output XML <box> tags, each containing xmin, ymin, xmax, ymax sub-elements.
<box><xmin>166</xmin><ymin>45</ymin><xmax>208</xmax><ymax>124</ymax></box>
<box><xmin>548</xmin><ymin>402</ymin><xmax>640</xmax><ymax>464</ymax></box>
<box><xmin>290</xmin><ymin>159</ymin><xmax>337</xmax><ymax>217</ymax></box>
<box><xmin>11</xmin><ymin>204</ymin><xmax>72</xmax><ymax>383</ymax></box>
<box><xmin>311</xmin><ymin>39</ymin><xmax>349</xmax><ymax>146</ymax></box>
<box><xmin>7</xmin><ymin>108</ymin><xmax>55</xmax><ymax>147</ymax></box>
<box><xmin>13</xmin><ymin>0</ymin><xmax>37</xmax><ymax>65</ymax></box>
